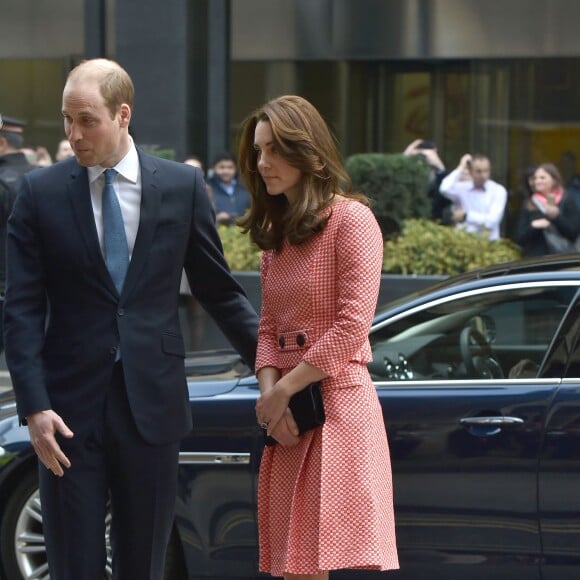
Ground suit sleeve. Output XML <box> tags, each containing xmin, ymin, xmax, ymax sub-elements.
<box><xmin>3</xmin><ymin>175</ymin><xmax>51</xmax><ymax>421</ymax></box>
<box><xmin>183</xmin><ymin>169</ymin><xmax>259</xmax><ymax>369</ymax></box>
<box><xmin>303</xmin><ymin>204</ymin><xmax>383</xmax><ymax>377</ymax></box>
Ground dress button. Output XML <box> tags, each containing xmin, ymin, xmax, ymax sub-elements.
<box><xmin>109</xmin><ymin>346</ymin><xmax>117</xmax><ymax>355</ymax></box>
<box><xmin>296</xmin><ymin>333</ymin><xmax>305</xmax><ymax>346</ymax></box>
<box><xmin>278</xmin><ymin>336</ymin><xmax>285</xmax><ymax>348</ymax></box>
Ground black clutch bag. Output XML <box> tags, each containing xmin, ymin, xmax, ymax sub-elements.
<box><xmin>264</xmin><ymin>381</ymin><xmax>326</xmax><ymax>446</ymax></box>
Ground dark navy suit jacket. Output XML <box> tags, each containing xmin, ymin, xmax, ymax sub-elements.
<box><xmin>4</xmin><ymin>151</ymin><xmax>258</xmax><ymax>444</ymax></box>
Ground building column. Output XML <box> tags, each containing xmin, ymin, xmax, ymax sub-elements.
<box><xmin>115</xmin><ymin>0</ymin><xmax>189</xmax><ymax>160</ymax></box>
<box><xmin>206</xmin><ymin>0</ymin><xmax>230</xmax><ymax>166</ymax></box>
<box><xmin>84</xmin><ymin>0</ymin><xmax>106</xmax><ymax>58</ymax></box>
<box><xmin>187</xmin><ymin>0</ymin><xmax>230</xmax><ymax>168</ymax></box>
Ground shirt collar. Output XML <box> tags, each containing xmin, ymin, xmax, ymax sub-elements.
<box><xmin>469</xmin><ymin>181</ymin><xmax>488</xmax><ymax>192</ymax></box>
<box><xmin>87</xmin><ymin>138</ymin><xmax>139</xmax><ymax>184</ymax></box>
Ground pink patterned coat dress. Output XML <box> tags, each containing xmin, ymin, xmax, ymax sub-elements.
<box><xmin>256</xmin><ymin>199</ymin><xmax>399</xmax><ymax>576</ymax></box>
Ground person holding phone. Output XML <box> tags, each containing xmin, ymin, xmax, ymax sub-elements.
<box><xmin>438</xmin><ymin>152</ymin><xmax>507</xmax><ymax>240</ymax></box>
<box><xmin>516</xmin><ymin>162</ymin><xmax>580</xmax><ymax>256</ymax></box>
<box><xmin>402</xmin><ymin>138</ymin><xmax>449</xmax><ymax>222</ymax></box>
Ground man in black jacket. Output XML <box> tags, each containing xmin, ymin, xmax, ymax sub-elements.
<box><xmin>0</xmin><ymin>115</ymin><xmax>36</xmax><ymax>188</ymax></box>
<box><xmin>0</xmin><ymin>115</ymin><xmax>36</xmax><ymax>353</ymax></box>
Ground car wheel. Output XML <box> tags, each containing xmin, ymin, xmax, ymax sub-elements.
<box><xmin>0</xmin><ymin>469</ymin><xmax>113</xmax><ymax>579</ymax></box>
<box><xmin>0</xmin><ymin>469</ymin><xmax>186</xmax><ymax>580</ymax></box>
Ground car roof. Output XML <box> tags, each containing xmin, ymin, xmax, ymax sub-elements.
<box><xmin>375</xmin><ymin>254</ymin><xmax>580</xmax><ymax>320</ymax></box>
<box><xmin>434</xmin><ymin>253</ymin><xmax>580</xmax><ymax>285</ymax></box>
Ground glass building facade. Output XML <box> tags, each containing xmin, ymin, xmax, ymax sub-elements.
<box><xmin>3</xmin><ymin>0</ymin><xmax>580</xmax><ymax>236</ymax></box>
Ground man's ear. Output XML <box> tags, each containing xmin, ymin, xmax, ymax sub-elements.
<box><xmin>118</xmin><ymin>104</ymin><xmax>131</xmax><ymax>129</ymax></box>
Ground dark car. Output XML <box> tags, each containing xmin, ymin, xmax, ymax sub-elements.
<box><xmin>2</xmin><ymin>254</ymin><xmax>580</xmax><ymax>579</ymax></box>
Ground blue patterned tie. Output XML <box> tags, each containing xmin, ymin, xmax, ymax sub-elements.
<box><xmin>102</xmin><ymin>168</ymin><xmax>129</xmax><ymax>293</ymax></box>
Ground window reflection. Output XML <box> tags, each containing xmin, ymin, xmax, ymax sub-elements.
<box><xmin>369</xmin><ymin>286</ymin><xmax>576</xmax><ymax>382</ymax></box>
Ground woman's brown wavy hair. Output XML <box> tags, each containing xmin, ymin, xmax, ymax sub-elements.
<box><xmin>237</xmin><ymin>95</ymin><xmax>368</xmax><ymax>251</ymax></box>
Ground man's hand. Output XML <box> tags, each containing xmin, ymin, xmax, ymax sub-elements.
<box><xmin>452</xmin><ymin>207</ymin><xmax>466</xmax><ymax>224</ymax></box>
<box><xmin>26</xmin><ymin>410</ymin><xmax>74</xmax><ymax>477</ymax></box>
<box><xmin>459</xmin><ymin>153</ymin><xmax>473</xmax><ymax>172</ymax></box>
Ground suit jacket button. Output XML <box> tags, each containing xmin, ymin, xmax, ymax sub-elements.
<box><xmin>117</xmin><ymin>308</ymin><xmax>125</xmax><ymax>316</ymax></box>
<box><xmin>278</xmin><ymin>336</ymin><xmax>285</xmax><ymax>348</ymax></box>
<box><xmin>109</xmin><ymin>346</ymin><xmax>117</xmax><ymax>355</ymax></box>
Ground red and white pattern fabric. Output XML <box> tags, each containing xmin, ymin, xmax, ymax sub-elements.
<box><xmin>257</xmin><ymin>199</ymin><xmax>399</xmax><ymax>576</ymax></box>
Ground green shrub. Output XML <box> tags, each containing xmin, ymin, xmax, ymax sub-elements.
<box><xmin>218</xmin><ymin>219</ymin><xmax>522</xmax><ymax>277</ymax></box>
<box><xmin>345</xmin><ymin>153</ymin><xmax>432</xmax><ymax>234</ymax></box>
<box><xmin>140</xmin><ymin>145</ymin><xmax>176</xmax><ymax>160</ymax></box>
<box><xmin>218</xmin><ymin>225</ymin><xmax>261</xmax><ymax>271</ymax></box>
<box><xmin>383</xmin><ymin>219</ymin><xmax>522</xmax><ymax>275</ymax></box>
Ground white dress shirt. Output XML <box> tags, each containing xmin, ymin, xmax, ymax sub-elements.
<box><xmin>439</xmin><ymin>168</ymin><xmax>507</xmax><ymax>240</ymax></box>
<box><xmin>87</xmin><ymin>139</ymin><xmax>141</xmax><ymax>259</ymax></box>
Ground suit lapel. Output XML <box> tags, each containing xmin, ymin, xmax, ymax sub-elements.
<box><xmin>121</xmin><ymin>152</ymin><xmax>161</xmax><ymax>299</ymax></box>
<box><xmin>67</xmin><ymin>163</ymin><xmax>118</xmax><ymax>297</ymax></box>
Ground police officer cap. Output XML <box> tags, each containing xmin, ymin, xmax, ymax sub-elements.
<box><xmin>0</xmin><ymin>114</ymin><xmax>26</xmax><ymax>134</ymax></box>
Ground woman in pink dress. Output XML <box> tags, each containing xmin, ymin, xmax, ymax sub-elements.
<box><xmin>238</xmin><ymin>95</ymin><xmax>399</xmax><ymax>579</ymax></box>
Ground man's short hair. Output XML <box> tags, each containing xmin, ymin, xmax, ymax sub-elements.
<box><xmin>211</xmin><ymin>152</ymin><xmax>236</xmax><ymax>167</ymax></box>
<box><xmin>66</xmin><ymin>59</ymin><xmax>134</xmax><ymax>119</ymax></box>
<box><xmin>472</xmin><ymin>153</ymin><xmax>490</xmax><ymax>164</ymax></box>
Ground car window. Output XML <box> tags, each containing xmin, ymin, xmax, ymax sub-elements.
<box><xmin>369</xmin><ymin>284</ymin><xmax>577</xmax><ymax>382</ymax></box>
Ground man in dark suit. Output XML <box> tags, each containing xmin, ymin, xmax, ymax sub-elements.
<box><xmin>3</xmin><ymin>58</ymin><xmax>258</xmax><ymax>579</ymax></box>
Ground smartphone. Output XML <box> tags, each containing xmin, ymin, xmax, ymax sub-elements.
<box><xmin>531</xmin><ymin>197</ymin><xmax>546</xmax><ymax>214</ymax></box>
<box><xmin>417</xmin><ymin>140</ymin><xmax>435</xmax><ymax>150</ymax></box>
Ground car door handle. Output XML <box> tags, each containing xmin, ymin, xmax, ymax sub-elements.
<box><xmin>460</xmin><ymin>416</ymin><xmax>524</xmax><ymax>426</ymax></box>
<box><xmin>459</xmin><ymin>416</ymin><xmax>524</xmax><ymax>437</ymax></box>
<box><xmin>178</xmin><ymin>452</ymin><xmax>250</xmax><ymax>465</ymax></box>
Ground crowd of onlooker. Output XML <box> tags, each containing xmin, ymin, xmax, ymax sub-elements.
<box><xmin>403</xmin><ymin>138</ymin><xmax>580</xmax><ymax>257</ymax></box>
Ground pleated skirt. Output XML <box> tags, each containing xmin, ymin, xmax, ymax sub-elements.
<box><xmin>257</xmin><ymin>375</ymin><xmax>399</xmax><ymax>576</ymax></box>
